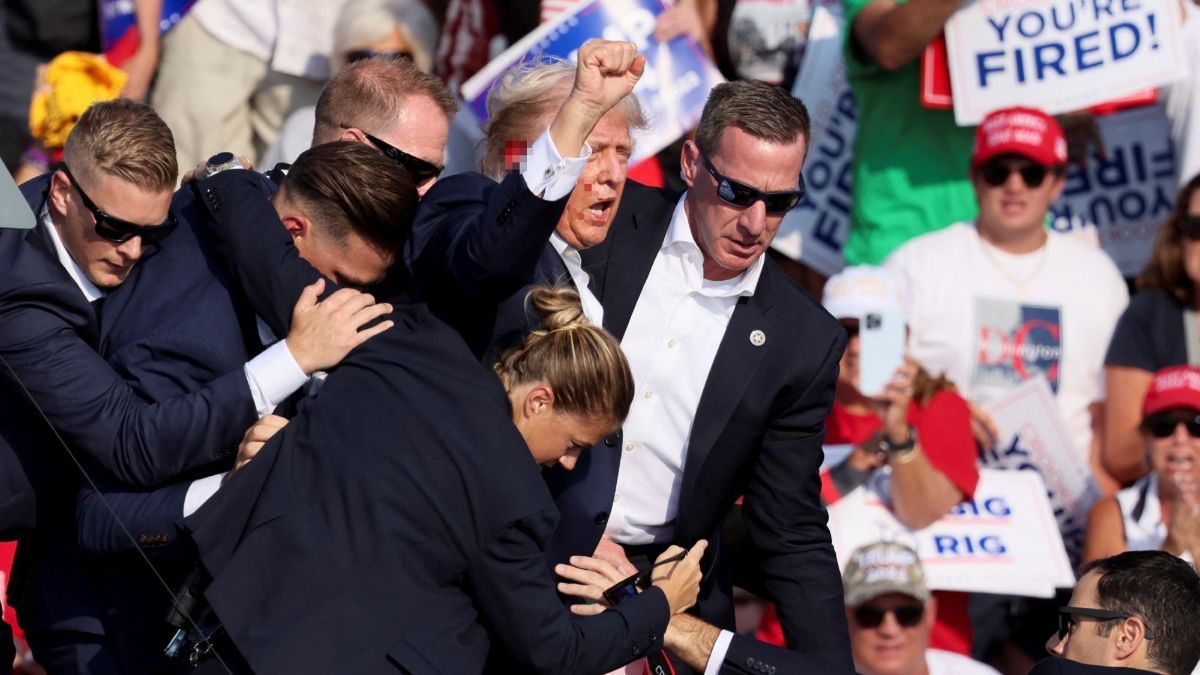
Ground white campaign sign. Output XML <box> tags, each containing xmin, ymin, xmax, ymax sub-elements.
<box><xmin>1050</xmin><ymin>104</ymin><xmax>1177</xmax><ymax>276</ymax></box>
<box><xmin>771</xmin><ymin>0</ymin><xmax>854</xmax><ymax>277</ymax></box>
<box><xmin>828</xmin><ymin>469</ymin><xmax>1075</xmax><ymax>597</ymax></box>
<box><xmin>944</xmin><ymin>0</ymin><xmax>1188</xmax><ymax>125</ymax></box>
<box><xmin>982</xmin><ymin>376</ymin><xmax>1101</xmax><ymax>563</ymax></box>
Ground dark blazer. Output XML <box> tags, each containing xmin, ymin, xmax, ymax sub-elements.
<box><xmin>3</xmin><ymin>176</ymin><xmax>255</xmax><ymax>671</ymax></box>
<box><xmin>184</xmin><ymin>300</ymin><xmax>672</xmax><ymax>675</ymax></box>
<box><xmin>0</xmin><ymin>176</ymin><xmax>256</xmax><ymax>538</ymax></box>
<box><xmin>544</xmin><ymin>181</ymin><xmax>853</xmax><ymax>672</ymax></box>
<box><xmin>1027</xmin><ymin>657</ymin><xmax>1156</xmax><ymax>674</ymax></box>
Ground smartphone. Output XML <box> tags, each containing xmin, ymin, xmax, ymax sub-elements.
<box><xmin>857</xmin><ymin>309</ymin><xmax>905</xmax><ymax>398</ymax></box>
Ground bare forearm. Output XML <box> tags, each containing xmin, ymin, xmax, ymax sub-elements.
<box><xmin>855</xmin><ymin>0</ymin><xmax>962</xmax><ymax>71</ymax></box>
<box><xmin>889</xmin><ymin>448</ymin><xmax>963</xmax><ymax>530</ymax></box>
<box><xmin>664</xmin><ymin>614</ymin><xmax>721</xmax><ymax>672</ymax></box>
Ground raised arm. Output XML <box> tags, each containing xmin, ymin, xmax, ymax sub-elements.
<box><xmin>849</xmin><ymin>0</ymin><xmax>962</xmax><ymax>71</ymax></box>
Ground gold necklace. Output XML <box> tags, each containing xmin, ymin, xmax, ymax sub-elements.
<box><xmin>978</xmin><ymin>233</ymin><xmax>1049</xmax><ymax>300</ymax></box>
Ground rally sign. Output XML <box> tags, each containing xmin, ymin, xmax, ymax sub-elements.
<box><xmin>828</xmin><ymin>469</ymin><xmax>1075</xmax><ymax>597</ymax></box>
<box><xmin>460</xmin><ymin>0</ymin><xmax>725</xmax><ymax>165</ymax></box>
<box><xmin>772</xmin><ymin>1</ymin><xmax>854</xmax><ymax>277</ymax></box>
<box><xmin>1050</xmin><ymin>104</ymin><xmax>1177</xmax><ymax>276</ymax></box>
<box><xmin>100</xmin><ymin>0</ymin><xmax>196</xmax><ymax>66</ymax></box>
<box><xmin>943</xmin><ymin>0</ymin><xmax>1187</xmax><ymax>126</ymax></box>
<box><xmin>982</xmin><ymin>375</ymin><xmax>1101</xmax><ymax>564</ymax></box>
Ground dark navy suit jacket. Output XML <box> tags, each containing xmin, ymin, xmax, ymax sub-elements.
<box><xmin>543</xmin><ymin>181</ymin><xmax>854</xmax><ymax>673</ymax></box>
<box><xmin>2</xmin><ymin>176</ymin><xmax>255</xmax><ymax>665</ymax></box>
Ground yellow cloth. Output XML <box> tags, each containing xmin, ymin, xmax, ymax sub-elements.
<box><xmin>29</xmin><ymin>52</ymin><xmax>127</xmax><ymax>149</ymax></box>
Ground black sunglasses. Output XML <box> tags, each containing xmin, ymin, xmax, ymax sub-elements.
<box><xmin>1057</xmin><ymin>606</ymin><xmax>1153</xmax><ymax>641</ymax></box>
<box><xmin>345</xmin><ymin>49</ymin><xmax>412</xmax><ymax>63</ymax></box>
<box><xmin>854</xmin><ymin>603</ymin><xmax>925</xmax><ymax>629</ymax></box>
<box><xmin>1180</xmin><ymin>215</ymin><xmax>1200</xmax><ymax>240</ymax></box>
<box><xmin>701</xmin><ymin>153</ymin><xmax>805</xmax><ymax>214</ymax></box>
<box><xmin>978</xmin><ymin>160</ymin><xmax>1060</xmax><ymax>188</ymax></box>
<box><xmin>1141</xmin><ymin>412</ymin><xmax>1200</xmax><ymax>439</ymax></box>
<box><xmin>362</xmin><ymin>131</ymin><xmax>443</xmax><ymax>187</ymax></box>
<box><xmin>60</xmin><ymin>165</ymin><xmax>177</xmax><ymax>245</ymax></box>
<box><xmin>601</xmin><ymin>550</ymin><xmax>689</xmax><ymax>606</ymax></box>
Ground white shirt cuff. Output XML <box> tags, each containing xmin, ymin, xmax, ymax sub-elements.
<box><xmin>183</xmin><ymin>473</ymin><xmax>226</xmax><ymax>517</ymax></box>
<box><xmin>244</xmin><ymin>339</ymin><xmax>308</xmax><ymax>417</ymax></box>
<box><xmin>521</xmin><ymin>128</ymin><xmax>590</xmax><ymax>201</ymax></box>
<box><xmin>702</xmin><ymin>630</ymin><xmax>735</xmax><ymax>675</ymax></box>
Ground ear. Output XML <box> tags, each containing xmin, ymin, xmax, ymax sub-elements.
<box><xmin>339</xmin><ymin>126</ymin><xmax>365</xmax><ymax>143</ymax></box>
<box><xmin>521</xmin><ymin>383</ymin><xmax>555</xmax><ymax>419</ymax></box>
<box><xmin>680</xmin><ymin>139</ymin><xmax>701</xmax><ymax>189</ymax></box>
<box><xmin>280</xmin><ymin>214</ymin><xmax>309</xmax><ymax>240</ymax></box>
<box><xmin>1048</xmin><ymin>169</ymin><xmax>1068</xmax><ymax>202</ymax></box>
<box><xmin>1111</xmin><ymin>616</ymin><xmax>1148</xmax><ymax>662</ymax></box>
<box><xmin>48</xmin><ymin>169</ymin><xmax>72</xmax><ymax>216</ymax></box>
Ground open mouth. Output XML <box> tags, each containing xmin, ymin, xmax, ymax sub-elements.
<box><xmin>585</xmin><ymin>199</ymin><xmax>615</xmax><ymax>223</ymax></box>
<box><xmin>1165</xmin><ymin>452</ymin><xmax>1195</xmax><ymax>471</ymax></box>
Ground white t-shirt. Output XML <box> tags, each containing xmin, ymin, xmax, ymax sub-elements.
<box><xmin>1163</xmin><ymin>0</ymin><xmax>1200</xmax><ymax>186</ymax></box>
<box><xmin>927</xmin><ymin>648</ymin><xmax>1001</xmax><ymax>675</ymax></box>
<box><xmin>884</xmin><ymin>222</ymin><xmax>1129</xmax><ymax>463</ymax></box>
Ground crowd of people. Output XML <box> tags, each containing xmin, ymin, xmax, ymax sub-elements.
<box><xmin>1</xmin><ymin>0</ymin><xmax>1200</xmax><ymax>674</ymax></box>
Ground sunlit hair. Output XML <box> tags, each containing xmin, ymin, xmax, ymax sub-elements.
<box><xmin>494</xmin><ymin>286</ymin><xmax>634</xmax><ymax>424</ymax></box>
<box><xmin>313</xmin><ymin>56</ymin><xmax>458</xmax><ymax>145</ymax></box>
<box><xmin>332</xmin><ymin>0</ymin><xmax>439</xmax><ymax>73</ymax></box>
<box><xmin>279</xmin><ymin>141</ymin><xmax>417</xmax><ymax>256</ymax></box>
<box><xmin>62</xmin><ymin>99</ymin><xmax>177</xmax><ymax>191</ymax></box>
<box><xmin>694</xmin><ymin>79</ymin><xmax>811</xmax><ymax>157</ymax></box>
<box><xmin>1138</xmin><ymin>172</ymin><xmax>1200</xmax><ymax>306</ymax></box>
<box><xmin>480</xmin><ymin>56</ymin><xmax>647</xmax><ymax>180</ymax></box>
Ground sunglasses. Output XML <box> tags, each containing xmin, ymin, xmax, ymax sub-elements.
<box><xmin>61</xmin><ymin>165</ymin><xmax>177</xmax><ymax>245</ymax></box>
<box><xmin>701</xmin><ymin>153</ymin><xmax>805</xmax><ymax>214</ymax></box>
<box><xmin>1141</xmin><ymin>412</ymin><xmax>1200</xmax><ymax>439</ymax></box>
<box><xmin>1057</xmin><ymin>606</ymin><xmax>1153</xmax><ymax>641</ymax></box>
<box><xmin>853</xmin><ymin>603</ymin><xmax>925</xmax><ymax>629</ymax></box>
<box><xmin>345</xmin><ymin>49</ymin><xmax>412</xmax><ymax>64</ymax></box>
<box><xmin>362</xmin><ymin>131</ymin><xmax>444</xmax><ymax>187</ymax></box>
<box><xmin>1180</xmin><ymin>215</ymin><xmax>1200</xmax><ymax>240</ymax></box>
<box><xmin>978</xmin><ymin>160</ymin><xmax>1061</xmax><ymax>188</ymax></box>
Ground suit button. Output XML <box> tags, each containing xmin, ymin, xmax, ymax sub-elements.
<box><xmin>603</xmin><ymin>434</ymin><xmax>618</xmax><ymax>447</ymax></box>
<box><xmin>767</xmin><ymin>666</ymin><xmax>776</xmax><ymax>674</ymax></box>
<box><xmin>594</xmin><ymin>511</ymin><xmax>608</xmax><ymax>525</ymax></box>
<box><xmin>648</xmin><ymin>632</ymin><xmax>656</xmax><ymax>643</ymax></box>
<box><xmin>746</xmin><ymin>658</ymin><xmax>755</xmax><ymax>669</ymax></box>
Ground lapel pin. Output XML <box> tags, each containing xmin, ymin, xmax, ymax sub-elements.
<box><xmin>749</xmin><ymin>329</ymin><xmax>766</xmax><ymax>346</ymax></box>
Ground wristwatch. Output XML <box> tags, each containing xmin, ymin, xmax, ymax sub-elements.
<box><xmin>879</xmin><ymin>426</ymin><xmax>917</xmax><ymax>455</ymax></box>
<box><xmin>201</xmin><ymin>152</ymin><xmax>245</xmax><ymax>179</ymax></box>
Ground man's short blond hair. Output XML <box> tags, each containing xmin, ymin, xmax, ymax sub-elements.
<box><xmin>62</xmin><ymin>99</ymin><xmax>177</xmax><ymax>191</ymax></box>
<box><xmin>313</xmin><ymin>56</ymin><xmax>458</xmax><ymax>144</ymax></box>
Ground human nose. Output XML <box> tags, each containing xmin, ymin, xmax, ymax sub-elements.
<box><xmin>1046</xmin><ymin>630</ymin><xmax>1066</xmax><ymax>657</ymax></box>
<box><xmin>558</xmin><ymin>448</ymin><xmax>581</xmax><ymax>471</ymax></box>
<box><xmin>738</xmin><ymin>200</ymin><xmax>767</xmax><ymax>236</ymax></box>
<box><xmin>117</xmin><ymin>235</ymin><xmax>143</xmax><ymax>261</ymax></box>
<box><xmin>595</xmin><ymin>150</ymin><xmax>624</xmax><ymax>187</ymax></box>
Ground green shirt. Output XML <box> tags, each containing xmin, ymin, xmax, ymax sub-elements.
<box><xmin>841</xmin><ymin>0</ymin><xmax>977</xmax><ymax>265</ymax></box>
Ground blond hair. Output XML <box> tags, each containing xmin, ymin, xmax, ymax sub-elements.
<box><xmin>62</xmin><ymin>99</ymin><xmax>177</xmax><ymax>191</ymax></box>
<box><xmin>480</xmin><ymin>57</ymin><xmax>647</xmax><ymax>179</ymax></box>
<box><xmin>495</xmin><ymin>286</ymin><xmax>634</xmax><ymax>423</ymax></box>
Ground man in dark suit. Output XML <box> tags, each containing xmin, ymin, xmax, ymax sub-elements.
<box><xmin>409</xmin><ymin>39</ymin><xmax>646</xmax><ymax>358</ymax></box>
<box><xmin>543</xmin><ymin>79</ymin><xmax>853</xmax><ymax>672</ymax></box>
<box><xmin>1</xmin><ymin>100</ymin><xmax>388</xmax><ymax>672</ymax></box>
<box><xmin>1038</xmin><ymin>551</ymin><xmax>1200</xmax><ymax>675</ymax></box>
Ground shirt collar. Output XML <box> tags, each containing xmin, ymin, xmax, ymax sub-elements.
<box><xmin>41</xmin><ymin>205</ymin><xmax>104</xmax><ymax>303</ymax></box>
<box><xmin>665</xmin><ymin>193</ymin><xmax>764</xmax><ymax>298</ymax></box>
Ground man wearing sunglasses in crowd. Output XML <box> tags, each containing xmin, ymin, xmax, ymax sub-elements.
<box><xmin>0</xmin><ymin>100</ymin><xmax>389</xmax><ymax>672</ymax></box>
<box><xmin>883</xmin><ymin>107</ymin><xmax>1128</xmax><ymax>671</ymax></box>
<box><xmin>539</xmin><ymin>79</ymin><xmax>854</xmax><ymax>673</ymax></box>
<box><xmin>1032</xmin><ymin>550</ymin><xmax>1200</xmax><ymax>674</ymax></box>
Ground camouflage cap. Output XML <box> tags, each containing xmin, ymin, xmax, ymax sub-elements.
<box><xmin>842</xmin><ymin>541</ymin><xmax>930</xmax><ymax>608</ymax></box>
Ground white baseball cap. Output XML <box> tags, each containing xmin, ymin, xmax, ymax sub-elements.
<box><xmin>821</xmin><ymin>265</ymin><xmax>907</xmax><ymax>325</ymax></box>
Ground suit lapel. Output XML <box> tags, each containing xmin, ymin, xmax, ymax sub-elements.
<box><xmin>678</xmin><ymin>270</ymin><xmax>776</xmax><ymax>508</ymax></box>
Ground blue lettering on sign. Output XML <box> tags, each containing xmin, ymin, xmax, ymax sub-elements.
<box><xmin>949</xmin><ymin>496</ymin><xmax>1012</xmax><ymax>517</ymax></box>
<box><xmin>933</xmin><ymin>535</ymin><xmax>1008</xmax><ymax>555</ymax></box>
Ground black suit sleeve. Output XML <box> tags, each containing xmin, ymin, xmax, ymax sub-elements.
<box><xmin>468</xmin><ymin>511</ymin><xmax>671</xmax><ymax>675</ymax></box>
<box><xmin>740</xmin><ymin>327</ymin><xmax>854</xmax><ymax>672</ymax></box>
<box><xmin>0</xmin><ymin>283</ymin><xmax>254</xmax><ymax>487</ymax></box>
<box><xmin>193</xmin><ymin>170</ymin><xmax>325</xmax><ymax>337</ymax></box>
<box><xmin>718</xmin><ymin>633</ymin><xmax>809</xmax><ymax>674</ymax></box>
<box><xmin>75</xmin><ymin>474</ymin><xmax>191</xmax><ymax>557</ymax></box>
<box><xmin>410</xmin><ymin>171</ymin><xmax>568</xmax><ymax>301</ymax></box>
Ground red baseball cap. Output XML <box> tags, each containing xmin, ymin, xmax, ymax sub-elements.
<box><xmin>1143</xmin><ymin>366</ymin><xmax>1200</xmax><ymax>416</ymax></box>
<box><xmin>971</xmin><ymin>107</ymin><xmax>1068</xmax><ymax>169</ymax></box>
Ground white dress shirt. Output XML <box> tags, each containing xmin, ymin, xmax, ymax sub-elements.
<box><xmin>549</xmin><ymin>233</ymin><xmax>604</xmax><ymax>326</ymax></box>
<box><xmin>606</xmin><ymin>196</ymin><xmax>764</xmax><ymax>545</ymax></box>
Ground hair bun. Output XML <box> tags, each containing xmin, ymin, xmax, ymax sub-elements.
<box><xmin>528</xmin><ymin>286</ymin><xmax>588</xmax><ymax>332</ymax></box>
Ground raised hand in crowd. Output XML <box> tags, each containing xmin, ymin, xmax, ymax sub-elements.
<box><xmin>653</xmin><ymin>0</ymin><xmax>714</xmax><ymax>55</ymax></box>
<box><xmin>549</xmin><ymin>39</ymin><xmax>646</xmax><ymax>156</ymax></box>
<box><xmin>225</xmin><ymin>415</ymin><xmax>290</xmax><ymax>485</ymax></box>
<box><xmin>557</xmin><ymin>540</ymin><xmax>708</xmax><ymax>616</ymax></box>
<box><xmin>1164</xmin><ymin>468</ymin><xmax>1200</xmax><ymax>562</ymax></box>
<box><xmin>285</xmin><ymin>278</ymin><xmax>394</xmax><ymax>375</ymax></box>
